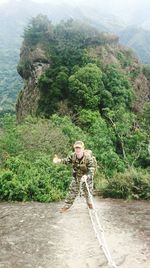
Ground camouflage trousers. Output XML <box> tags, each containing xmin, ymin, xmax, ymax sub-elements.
<box><xmin>64</xmin><ymin>176</ymin><xmax>93</xmax><ymax>208</ymax></box>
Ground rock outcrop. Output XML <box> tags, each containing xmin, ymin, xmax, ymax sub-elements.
<box><xmin>16</xmin><ymin>45</ymin><xmax>50</xmax><ymax>122</ymax></box>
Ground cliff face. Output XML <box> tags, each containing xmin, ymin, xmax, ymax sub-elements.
<box><xmin>133</xmin><ymin>73</ymin><xmax>150</xmax><ymax>112</ymax></box>
<box><xmin>16</xmin><ymin>45</ymin><xmax>50</xmax><ymax>122</ymax></box>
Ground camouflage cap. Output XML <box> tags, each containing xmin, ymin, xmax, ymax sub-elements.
<box><xmin>73</xmin><ymin>141</ymin><xmax>84</xmax><ymax>148</ymax></box>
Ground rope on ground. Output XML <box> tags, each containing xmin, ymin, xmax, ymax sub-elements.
<box><xmin>83</xmin><ymin>179</ymin><xmax>117</xmax><ymax>268</ymax></box>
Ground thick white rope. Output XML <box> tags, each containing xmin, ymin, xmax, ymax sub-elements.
<box><xmin>83</xmin><ymin>179</ymin><xmax>117</xmax><ymax>268</ymax></box>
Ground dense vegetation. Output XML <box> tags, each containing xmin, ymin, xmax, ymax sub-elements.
<box><xmin>0</xmin><ymin>112</ymin><xmax>149</xmax><ymax>202</ymax></box>
<box><xmin>0</xmin><ymin>16</ymin><xmax>150</xmax><ymax>202</ymax></box>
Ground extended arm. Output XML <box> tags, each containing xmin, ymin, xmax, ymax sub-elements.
<box><xmin>53</xmin><ymin>153</ymin><xmax>73</xmax><ymax>165</ymax></box>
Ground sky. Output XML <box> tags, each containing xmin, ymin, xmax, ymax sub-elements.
<box><xmin>0</xmin><ymin>0</ymin><xmax>149</xmax><ymax>7</ymax></box>
<box><xmin>0</xmin><ymin>0</ymin><xmax>150</xmax><ymax>25</ymax></box>
<box><xmin>0</xmin><ymin>0</ymin><xmax>149</xmax><ymax>12</ymax></box>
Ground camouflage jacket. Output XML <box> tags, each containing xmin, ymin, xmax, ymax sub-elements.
<box><xmin>61</xmin><ymin>152</ymin><xmax>95</xmax><ymax>179</ymax></box>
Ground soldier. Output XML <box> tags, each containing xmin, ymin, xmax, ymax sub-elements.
<box><xmin>53</xmin><ymin>141</ymin><xmax>95</xmax><ymax>212</ymax></box>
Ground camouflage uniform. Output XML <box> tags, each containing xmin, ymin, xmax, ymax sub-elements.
<box><xmin>61</xmin><ymin>152</ymin><xmax>95</xmax><ymax>208</ymax></box>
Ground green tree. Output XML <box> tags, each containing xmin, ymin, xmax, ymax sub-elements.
<box><xmin>23</xmin><ymin>14</ymin><xmax>53</xmax><ymax>47</ymax></box>
<box><xmin>38</xmin><ymin>66</ymin><xmax>69</xmax><ymax>116</ymax></box>
<box><xmin>101</xmin><ymin>64</ymin><xmax>134</xmax><ymax>110</ymax></box>
<box><xmin>78</xmin><ymin>109</ymin><xmax>125</xmax><ymax>176</ymax></box>
<box><xmin>103</xmin><ymin>107</ymin><xmax>149</xmax><ymax>168</ymax></box>
<box><xmin>69</xmin><ymin>63</ymin><xmax>103</xmax><ymax>111</ymax></box>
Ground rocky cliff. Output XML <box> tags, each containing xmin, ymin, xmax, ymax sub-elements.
<box><xmin>16</xmin><ymin>44</ymin><xmax>50</xmax><ymax>122</ymax></box>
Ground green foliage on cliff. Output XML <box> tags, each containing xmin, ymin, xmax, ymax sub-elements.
<box><xmin>69</xmin><ymin>63</ymin><xmax>103</xmax><ymax>111</ymax></box>
<box><xmin>27</xmin><ymin>17</ymin><xmax>135</xmax><ymax>117</ymax></box>
<box><xmin>101</xmin><ymin>64</ymin><xmax>134</xmax><ymax>110</ymax></box>
<box><xmin>34</xmin><ymin>18</ymin><xmax>113</xmax><ymax>116</ymax></box>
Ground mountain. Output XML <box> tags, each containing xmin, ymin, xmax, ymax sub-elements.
<box><xmin>0</xmin><ymin>0</ymin><xmax>150</xmax><ymax>113</ymax></box>
<box><xmin>118</xmin><ymin>27</ymin><xmax>150</xmax><ymax>65</ymax></box>
<box><xmin>16</xmin><ymin>17</ymin><xmax>150</xmax><ymax>122</ymax></box>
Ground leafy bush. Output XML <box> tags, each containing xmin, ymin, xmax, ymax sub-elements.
<box><xmin>0</xmin><ymin>155</ymin><xmax>71</xmax><ymax>202</ymax></box>
<box><xmin>51</xmin><ymin>114</ymin><xmax>87</xmax><ymax>147</ymax></box>
<box><xmin>0</xmin><ymin>114</ymin><xmax>23</xmax><ymax>158</ymax></box>
<box><xmin>102</xmin><ymin>169</ymin><xmax>150</xmax><ymax>200</ymax></box>
<box><xmin>0</xmin><ymin>115</ymin><xmax>72</xmax><ymax>202</ymax></box>
<box><xmin>131</xmin><ymin>171</ymin><xmax>150</xmax><ymax>199</ymax></box>
<box><xmin>17</xmin><ymin>115</ymin><xmax>70</xmax><ymax>159</ymax></box>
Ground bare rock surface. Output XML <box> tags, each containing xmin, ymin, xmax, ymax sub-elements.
<box><xmin>0</xmin><ymin>197</ymin><xmax>149</xmax><ymax>268</ymax></box>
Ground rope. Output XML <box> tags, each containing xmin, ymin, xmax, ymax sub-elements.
<box><xmin>81</xmin><ymin>179</ymin><xmax>117</xmax><ymax>268</ymax></box>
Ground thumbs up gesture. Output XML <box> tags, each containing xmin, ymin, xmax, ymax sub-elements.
<box><xmin>53</xmin><ymin>154</ymin><xmax>62</xmax><ymax>164</ymax></box>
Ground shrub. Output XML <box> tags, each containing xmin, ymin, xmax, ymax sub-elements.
<box><xmin>18</xmin><ymin>116</ymin><xmax>70</xmax><ymax>159</ymax></box>
<box><xmin>102</xmin><ymin>169</ymin><xmax>150</xmax><ymax>200</ymax></box>
<box><xmin>0</xmin><ymin>155</ymin><xmax>71</xmax><ymax>202</ymax></box>
<box><xmin>0</xmin><ymin>114</ymin><xmax>23</xmax><ymax>157</ymax></box>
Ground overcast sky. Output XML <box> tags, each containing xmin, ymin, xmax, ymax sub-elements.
<box><xmin>0</xmin><ymin>0</ymin><xmax>150</xmax><ymax>25</ymax></box>
<box><xmin>0</xmin><ymin>0</ymin><xmax>149</xmax><ymax>12</ymax></box>
<box><xmin>0</xmin><ymin>0</ymin><xmax>149</xmax><ymax>8</ymax></box>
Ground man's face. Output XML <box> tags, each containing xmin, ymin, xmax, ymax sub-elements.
<box><xmin>74</xmin><ymin>146</ymin><xmax>84</xmax><ymax>158</ymax></box>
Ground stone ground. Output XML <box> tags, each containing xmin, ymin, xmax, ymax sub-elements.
<box><xmin>0</xmin><ymin>197</ymin><xmax>149</xmax><ymax>268</ymax></box>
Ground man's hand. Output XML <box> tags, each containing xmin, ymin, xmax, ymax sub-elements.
<box><xmin>81</xmin><ymin>175</ymin><xmax>87</xmax><ymax>182</ymax></box>
<box><xmin>53</xmin><ymin>155</ymin><xmax>62</xmax><ymax>164</ymax></box>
